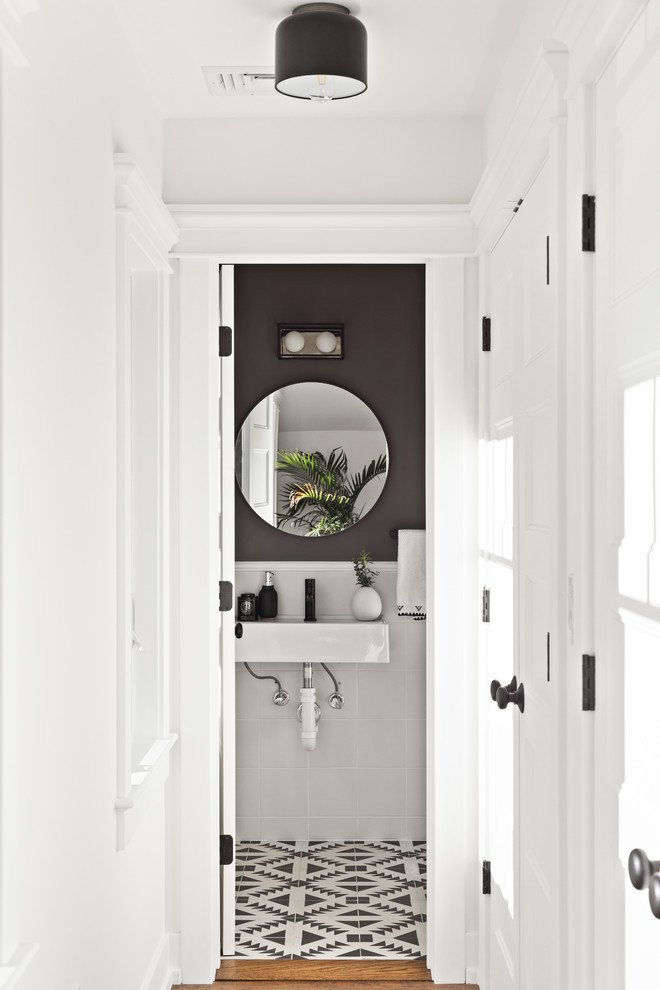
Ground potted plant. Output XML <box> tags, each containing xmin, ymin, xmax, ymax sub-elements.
<box><xmin>351</xmin><ymin>550</ymin><xmax>382</xmax><ymax>621</ymax></box>
<box><xmin>275</xmin><ymin>447</ymin><xmax>387</xmax><ymax>536</ymax></box>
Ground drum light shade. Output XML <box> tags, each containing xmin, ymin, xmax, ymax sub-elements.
<box><xmin>275</xmin><ymin>3</ymin><xmax>367</xmax><ymax>102</ymax></box>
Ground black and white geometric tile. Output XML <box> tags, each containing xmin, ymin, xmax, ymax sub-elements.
<box><xmin>233</xmin><ymin>840</ymin><xmax>427</xmax><ymax>959</ymax></box>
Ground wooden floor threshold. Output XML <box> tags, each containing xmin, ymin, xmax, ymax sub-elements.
<box><xmin>165</xmin><ymin>956</ymin><xmax>480</xmax><ymax>988</ymax></box>
<box><xmin>215</xmin><ymin>959</ymin><xmax>432</xmax><ymax>982</ymax></box>
<box><xmin>175</xmin><ymin>958</ymin><xmax>480</xmax><ymax>989</ymax></box>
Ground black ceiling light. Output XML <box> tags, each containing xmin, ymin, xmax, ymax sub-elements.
<box><xmin>275</xmin><ymin>3</ymin><xmax>367</xmax><ymax>103</ymax></box>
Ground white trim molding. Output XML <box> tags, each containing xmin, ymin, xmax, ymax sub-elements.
<box><xmin>470</xmin><ymin>39</ymin><xmax>568</xmax><ymax>253</ymax></box>
<box><xmin>0</xmin><ymin>1</ymin><xmax>40</xmax><ymax>980</ymax></box>
<box><xmin>424</xmin><ymin>257</ymin><xmax>476</xmax><ymax>982</ymax></box>
<box><xmin>168</xmin><ymin>204</ymin><xmax>477</xmax><ymax>258</ymax></box>
<box><xmin>174</xmin><ymin>255</ymin><xmax>476</xmax><ymax>984</ymax></box>
<box><xmin>235</xmin><ymin>560</ymin><xmax>398</xmax><ymax>573</ymax></box>
<box><xmin>0</xmin><ymin>942</ymin><xmax>39</xmax><ymax>990</ymax></box>
<box><xmin>0</xmin><ymin>0</ymin><xmax>38</xmax><ymax>67</ymax></box>
<box><xmin>114</xmin><ymin>154</ymin><xmax>179</xmax><ymax>850</ymax></box>
<box><xmin>115</xmin><ymin>155</ymin><xmax>178</xmax><ymax>272</ymax></box>
<box><xmin>137</xmin><ymin>933</ymin><xmax>180</xmax><ymax>990</ymax></box>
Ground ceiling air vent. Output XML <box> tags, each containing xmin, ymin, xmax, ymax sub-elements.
<box><xmin>202</xmin><ymin>66</ymin><xmax>275</xmax><ymax>97</ymax></box>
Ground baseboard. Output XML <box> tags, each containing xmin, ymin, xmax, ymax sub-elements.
<box><xmin>0</xmin><ymin>941</ymin><xmax>40</xmax><ymax>990</ymax></box>
<box><xmin>168</xmin><ymin>934</ymin><xmax>182</xmax><ymax>988</ymax></box>
<box><xmin>140</xmin><ymin>933</ymin><xmax>181</xmax><ymax>990</ymax></box>
<box><xmin>465</xmin><ymin>930</ymin><xmax>479</xmax><ymax>987</ymax></box>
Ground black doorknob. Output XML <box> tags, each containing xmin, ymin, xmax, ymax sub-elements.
<box><xmin>495</xmin><ymin>675</ymin><xmax>525</xmax><ymax>713</ymax></box>
<box><xmin>490</xmin><ymin>676</ymin><xmax>516</xmax><ymax>702</ymax></box>
<box><xmin>628</xmin><ymin>848</ymin><xmax>660</xmax><ymax>891</ymax></box>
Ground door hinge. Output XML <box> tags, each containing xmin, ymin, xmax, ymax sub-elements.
<box><xmin>582</xmin><ymin>195</ymin><xmax>596</xmax><ymax>252</ymax></box>
<box><xmin>482</xmin><ymin>316</ymin><xmax>491</xmax><ymax>352</ymax></box>
<box><xmin>219</xmin><ymin>325</ymin><xmax>233</xmax><ymax>357</ymax></box>
<box><xmin>482</xmin><ymin>860</ymin><xmax>491</xmax><ymax>895</ymax></box>
<box><xmin>220</xmin><ymin>834</ymin><xmax>234</xmax><ymax>866</ymax></box>
<box><xmin>582</xmin><ymin>654</ymin><xmax>595</xmax><ymax>711</ymax></box>
<box><xmin>219</xmin><ymin>580</ymin><xmax>233</xmax><ymax>613</ymax></box>
<box><xmin>482</xmin><ymin>587</ymin><xmax>490</xmax><ymax>623</ymax></box>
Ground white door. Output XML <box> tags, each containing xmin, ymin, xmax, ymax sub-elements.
<box><xmin>481</xmin><ymin>203</ymin><xmax>518</xmax><ymax>990</ymax></box>
<box><xmin>219</xmin><ymin>265</ymin><xmax>236</xmax><ymax>955</ymax></box>
<box><xmin>480</xmin><ymin>432</ymin><xmax>517</xmax><ymax>990</ymax></box>
<box><xmin>593</xmin><ymin>9</ymin><xmax>660</xmax><ymax>985</ymax></box>
<box><xmin>513</xmin><ymin>168</ymin><xmax>560</xmax><ymax>990</ymax></box>
<box><xmin>481</xmin><ymin>162</ymin><xmax>560</xmax><ymax>990</ymax></box>
<box><xmin>240</xmin><ymin>392</ymin><xmax>280</xmax><ymax>525</ymax></box>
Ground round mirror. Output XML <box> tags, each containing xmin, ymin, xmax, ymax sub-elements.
<box><xmin>236</xmin><ymin>382</ymin><xmax>388</xmax><ymax>537</ymax></box>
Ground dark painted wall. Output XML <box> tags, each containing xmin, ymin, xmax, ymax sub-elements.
<box><xmin>234</xmin><ymin>264</ymin><xmax>425</xmax><ymax>561</ymax></box>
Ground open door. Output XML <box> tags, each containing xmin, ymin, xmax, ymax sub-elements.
<box><xmin>219</xmin><ymin>265</ymin><xmax>236</xmax><ymax>955</ymax></box>
<box><xmin>480</xmin><ymin>163</ymin><xmax>561</xmax><ymax>990</ymax></box>
<box><xmin>480</xmin><ymin>432</ymin><xmax>517</xmax><ymax>990</ymax></box>
<box><xmin>593</xmin><ymin>13</ymin><xmax>660</xmax><ymax>985</ymax></box>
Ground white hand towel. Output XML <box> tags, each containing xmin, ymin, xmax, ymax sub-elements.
<box><xmin>396</xmin><ymin>529</ymin><xmax>426</xmax><ymax>619</ymax></box>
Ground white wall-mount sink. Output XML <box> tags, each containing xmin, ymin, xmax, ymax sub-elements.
<box><xmin>235</xmin><ymin>616</ymin><xmax>389</xmax><ymax>664</ymax></box>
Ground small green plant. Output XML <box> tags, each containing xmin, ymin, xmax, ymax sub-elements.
<box><xmin>352</xmin><ymin>550</ymin><xmax>379</xmax><ymax>588</ymax></box>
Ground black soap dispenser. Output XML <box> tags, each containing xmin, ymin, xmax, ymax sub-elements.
<box><xmin>258</xmin><ymin>570</ymin><xmax>278</xmax><ymax>619</ymax></box>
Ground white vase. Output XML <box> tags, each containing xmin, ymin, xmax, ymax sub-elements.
<box><xmin>351</xmin><ymin>585</ymin><xmax>382</xmax><ymax>621</ymax></box>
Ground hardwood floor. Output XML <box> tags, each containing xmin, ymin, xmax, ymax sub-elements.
<box><xmin>179</xmin><ymin>957</ymin><xmax>480</xmax><ymax>988</ymax></box>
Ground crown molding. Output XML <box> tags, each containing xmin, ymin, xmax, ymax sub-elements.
<box><xmin>168</xmin><ymin>203</ymin><xmax>477</xmax><ymax>258</ymax></box>
<box><xmin>470</xmin><ymin>0</ymin><xmax>648</xmax><ymax>253</ymax></box>
<box><xmin>0</xmin><ymin>0</ymin><xmax>38</xmax><ymax>67</ymax></box>
<box><xmin>114</xmin><ymin>155</ymin><xmax>179</xmax><ymax>270</ymax></box>
<box><xmin>469</xmin><ymin>40</ymin><xmax>567</xmax><ymax>253</ymax></box>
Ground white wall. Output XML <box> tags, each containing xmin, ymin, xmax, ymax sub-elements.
<box><xmin>163</xmin><ymin>116</ymin><xmax>483</xmax><ymax>205</ymax></box>
<box><xmin>1</xmin><ymin>3</ymin><xmax>173</xmax><ymax>989</ymax></box>
<box><xmin>235</xmin><ymin>563</ymin><xmax>426</xmax><ymax>842</ymax></box>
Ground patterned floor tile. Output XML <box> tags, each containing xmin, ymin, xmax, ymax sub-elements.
<box><xmin>233</xmin><ymin>839</ymin><xmax>427</xmax><ymax>960</ymax></box>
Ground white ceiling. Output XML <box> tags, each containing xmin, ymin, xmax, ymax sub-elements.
<box><xmin>113</xmin><ymin>0</ymin><xmax>529</xmax><ymax>120</ymax></box>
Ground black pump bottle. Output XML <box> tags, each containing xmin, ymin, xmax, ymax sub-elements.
<box><xmin>258</xmin><ymin>570</ymin><xmax>278</xmax><ymax>619</ymax></box>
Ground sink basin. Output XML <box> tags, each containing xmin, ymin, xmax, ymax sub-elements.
<box><xmin>234</xmin><ymin>616</ymin><xmax>389</xmax><ymax>664</ymax></box>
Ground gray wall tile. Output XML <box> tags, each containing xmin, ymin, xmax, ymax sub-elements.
<box><xmin>309</xmin><ymin>768</ymin><xmax>358</xmax><ymax>819</ymax></box>
<box><xmin>358</xmin><ymin>719</ymin><xmax>406</xmax><ymax>768</ymax></box>
<box><xmin>260</xmin><ymin>768</ymin><xmax>308</xmax><ymax>818</ymax></box>
<box><xmin>357</xmin><ymin>769</ymin><xmax>406</xmax><ymax>817</ymax></box>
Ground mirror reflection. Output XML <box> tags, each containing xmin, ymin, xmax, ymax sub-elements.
<box><xmin>236</xmin><ymin>382</ymin><xmax>388</xmax><ymax>537</ymax></box>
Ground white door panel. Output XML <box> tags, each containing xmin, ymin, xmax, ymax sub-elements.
<box><xmin>594</xmin><ymin>8</ymin><xmax>660</xmax><ymax>983</ymax></box>
<box><xmin>517</xmin><ymin>166</ymin><xmax>559</xmax><ymax>990</ymax></box>
<box><xmin>244</xmin><ymin>394</ymin><xmax>280</xmax><ymax>524</ymax></box>
<box><xmin>481</xmin><ymin>162</ymin><xmax>560</xmax><ymax>990</ymax></box>
<box><xmin>482</xmin><ymin>212</ymin><xmax>518</xmax><ymax>989</ymax></box>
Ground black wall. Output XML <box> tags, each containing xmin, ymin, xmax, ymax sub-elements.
<box><xmin>234</xmin><ymin>263</ymin><xmax>426</xmax><ymax>561</ymax></box>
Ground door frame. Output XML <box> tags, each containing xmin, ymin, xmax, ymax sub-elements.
<box><xmin>171</xmin><ymin>221</ymin><xmax>479</xmax><ymax>985</ymax></box>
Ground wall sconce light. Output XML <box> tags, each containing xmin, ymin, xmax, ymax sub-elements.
<box><xmin>278</xmin><ymin>323</ymin><xmax>344</xmax><ymax>359</ymax></box>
